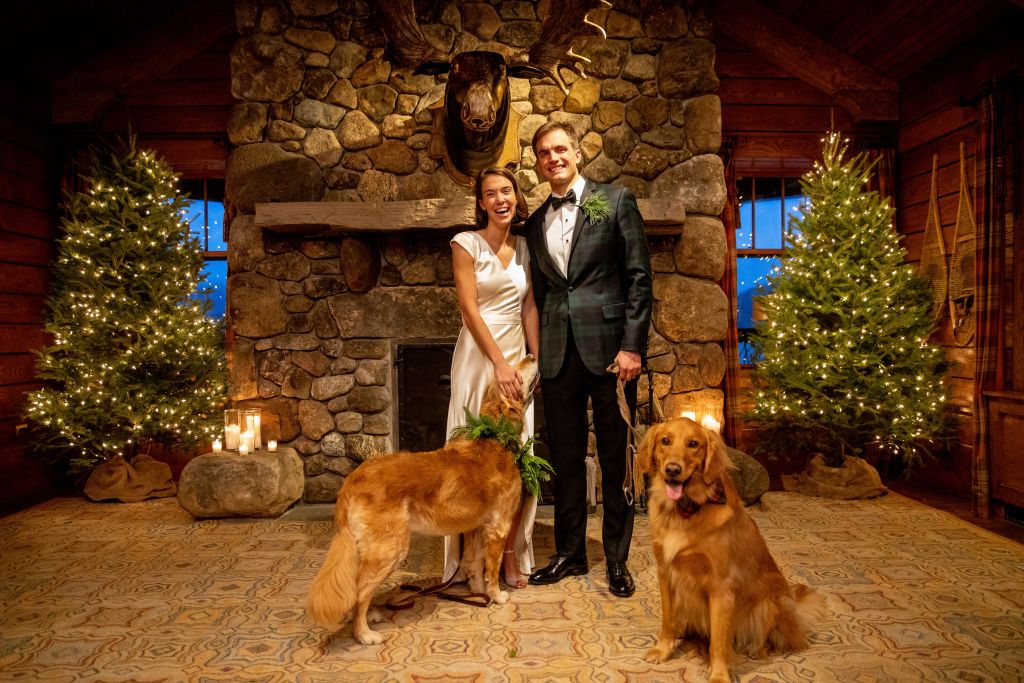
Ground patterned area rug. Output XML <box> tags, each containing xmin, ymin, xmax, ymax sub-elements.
<box><xmin>1</xmin><ymin>492</ymin><xmax>1023</xmax><ymax>682</ymax></box>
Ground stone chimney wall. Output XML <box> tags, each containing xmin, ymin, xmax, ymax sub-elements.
<box><xmin>225</xmin><ymin>0</ymin><xmax>728</xmax><ymax>501</ymax></box>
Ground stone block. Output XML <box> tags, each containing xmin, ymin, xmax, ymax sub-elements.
<box><xmin>177</xmin><ymin>448</ymin><xmax>304</xmax><ymax>518</ymax></box>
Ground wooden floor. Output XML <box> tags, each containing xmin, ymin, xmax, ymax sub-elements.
<box><xmin>888</xmin><ymin>480</ymin><xmax>1024</xmax><ymax>545</ymax></box>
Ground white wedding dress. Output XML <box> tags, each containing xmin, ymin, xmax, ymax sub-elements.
<box><xmin>443</xmin><ymin>231</ymin><xmax>537</xmax><ymax>582</ymax></box>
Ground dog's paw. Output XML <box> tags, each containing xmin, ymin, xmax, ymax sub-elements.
<box><xmin>366</xmin><ymin>607</ymin><xmax>385</xmax><ymax>624</ymax></box>
<box><xmin>492</xmin><ymin>590</ymin><xmax>510</xmax><ymax>605</ymax></box>
<box><xmin>355</xmin><ymin>629</ymin><xmax>385</xmax><ymax>645</ymax></box>
<box><xmin>708</xmin><ymin>671</ymin><xmax>730</xmax><ymax>683</ymax></box>
<box><xmin>644</xmin><ymin>644</ymin><xmax>674</xmax><ymax>664</ymax></box>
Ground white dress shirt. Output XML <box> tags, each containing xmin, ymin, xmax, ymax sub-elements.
<box><xmin>543</xmin><ymin>175</ymin><xmax>588</xmax><ymax>278</ymax></box>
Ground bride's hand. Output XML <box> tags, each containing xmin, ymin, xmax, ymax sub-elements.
<box><xmin>494</xmin><ymin>361</ymin><xmax>523</xmax><ymax>400</ymax></box>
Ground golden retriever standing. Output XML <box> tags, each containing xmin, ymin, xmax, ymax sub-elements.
<box><xmin>307</xmin><ymin>356</ymin><xmax>538</xmax><ymax>644</ymax></box>
<box><xmin>638</xmin><ymin>418</ymin><xmax>826</xmax><ymax>683</ymax></box>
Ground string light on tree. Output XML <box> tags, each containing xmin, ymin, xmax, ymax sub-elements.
<box><xmin>26</xmin><ymin>139</ymin><xmax>226</xmax><ymax>474</ymax></box>
<box><xmin>748</xmin><ymin>132</ymin><xmax>949</xmax><ymax>467</ymax></box>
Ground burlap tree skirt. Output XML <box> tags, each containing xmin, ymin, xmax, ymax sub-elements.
<box><xmin>83</xmin><ymin>454</ymin><xmax>177</xmax><ymax>503</ymax></box>
<box><xmin>783</xmin><ymin>454</ymin><xmax>888</xmax><ymax>500</ymax></box>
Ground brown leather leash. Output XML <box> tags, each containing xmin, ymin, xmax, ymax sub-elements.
<box><xmin>385</xmin><ymin>534</ymin><xmax>492</xmax><ymax>611</ymax></box>
<box><xmin>607</xmin><ymin>362</ymin><xmax>664</xmax><ymax>506</ymax></box>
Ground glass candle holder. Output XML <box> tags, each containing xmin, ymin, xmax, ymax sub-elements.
<box><xmin>701</xmin><ymin>402</ymin><xmax>723</xmax><ymax>433</ymax></box>
<box><xmin>239</xmin><ymin>409</ymin><xmax>262</xmax><ymax>450</ymax></box>
<box><xmin>267</xmin><ymin>440</ymin><xmax>278</xmax><ymax>452</ymax></box>
<box><xmin>224</xmin><ymin>409</ymin><xmax>241</xmax><ymax>450</ymax></box>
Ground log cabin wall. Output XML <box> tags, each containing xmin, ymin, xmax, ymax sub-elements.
<box><xmin>0</xmin><ymin>79</ymin><xmax>60</xmax><ymax>513</ymax></box>
<box><xmin>895</xmin><ymin>20</ymin><xmax>1023</xmax><ymax>499</ymax></box>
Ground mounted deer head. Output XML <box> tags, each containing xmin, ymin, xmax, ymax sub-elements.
<box><xmin>370</xmin><ymin>0</ymin><xmax>612</xmax><ymax>185</ymax></box>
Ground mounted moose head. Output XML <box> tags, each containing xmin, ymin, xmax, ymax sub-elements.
<box><xmin>370</xmin><ymin>0</ymin><xmax>613</xmax><ymax>185</ymax></box>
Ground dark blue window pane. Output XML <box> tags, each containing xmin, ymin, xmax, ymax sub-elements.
<box><xmin>736</xmin><ymin>256</ymin><xmax>779</xmax><ymax>329</ymax></box>
<box><xmin>195</xmin><ymin>260</ymin><xmax>227</xmax><ymax>319</ymax></box>
<box><xmin>754</xmin><ymin>178</ymin><xmax>783</xmax><ymax>249</ymax></box>
<box><xmin>736</xmin><ymin>177</ymin><xmax>753</xmax><ymax>249</ymax></box>
<box><xmin>207</xmin><ymin>201</ymin><xmax>227</xmax><ymax>251</ymax></box>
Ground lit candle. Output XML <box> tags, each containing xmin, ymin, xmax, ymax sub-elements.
<box><xmin>225</xmin><ymin>424</ymin><xmax>240</xmax><ymax>450</ymax></box>
<box><xmin>681</xmin><ymin>410</ymin><xmax>697</xmax><ymax>422</ymax></box>
<box><xmin>212</xmin><ymin>439</ymin><xmax>222</xmax><ymax>453</ymax></box>
<box><xmin>240</xmin><ymin>430</ymin><xmax>254</xmax><ymax>452</ymax></box>
<box><xmin>701</xmin><ymin>414</ymin><xmax>722</xmax><ymax>433</ymax></box>
<box><xmin>238</xmin><ymin>443</ymin><xmax>249</xmax><ymax>457</ymax></box>
<box><xmin>267</xmin><ymin>439</ymin><xmax>277</xmax><ymax>452</ymax></box>
<box><xmin>253</xmin><ymin>414</ymin><xmax>262</xmax><ymax>450</ymax></box>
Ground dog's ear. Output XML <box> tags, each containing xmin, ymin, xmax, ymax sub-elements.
<box><xmin>701</xmin><ymin>427</ymin><xmax>730</xmax><ymax>485</ymax></box>
<box><xmin>636</xmin><ymin>423</ymin><xmax>661</xmax><ymax>474</ymax></box>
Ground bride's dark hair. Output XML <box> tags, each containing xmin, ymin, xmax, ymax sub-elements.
<box><xmin>474</xmin><ymin>167</ymin><xmax>528</xmax><ymax>229</ymax></box>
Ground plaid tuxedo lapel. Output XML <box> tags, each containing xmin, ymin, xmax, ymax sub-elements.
<box><xmin>566</xmin><ymin>181</ymin><xmax>596</xmax><ymax>277</ymax></box>
<box><xmin>530</xmin><ymin>197</ymin><xmax>568</xmax><ymax>285</ymax></box>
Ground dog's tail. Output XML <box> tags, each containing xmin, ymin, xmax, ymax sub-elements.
<box><xmin>307</xmin><ymin>499</ymin><xmax>360</xmax><ymax>627</ymax></box>
<box><xmin>777</xmin><ymin>583</ymin><xmax>828</xmax><ymax>651</ymax></box>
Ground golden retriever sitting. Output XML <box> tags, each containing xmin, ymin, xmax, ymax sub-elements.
<box><xmin>638</xmin><ymin>418</ymin><xmax>826</xmax><ymax>683</ymax></box>
<box><xmin>307</xmin><ymin>355</ymin><xmax>538</xmax><ymax>644</ymax></box>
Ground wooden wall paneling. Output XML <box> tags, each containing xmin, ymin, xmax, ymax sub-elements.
<box><xmin>0</xmin><ymin>202</ymin><xmax>54</xmax><ymax>239</ymax></box>
<box><xmin>97</xmin><ymin>106</ymin><xmax>229</xmax><ymax>136</ymax></box>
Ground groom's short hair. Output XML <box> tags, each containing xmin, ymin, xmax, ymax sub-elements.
<box><xmin>531</xmin><ymin>121</ymin><xmax>579</xmax><ymax>153</ymax></box>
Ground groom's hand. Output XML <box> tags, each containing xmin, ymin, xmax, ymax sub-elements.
<box><xmin>613</xmin><ymin>350</ymin><xmax>641</xmax><ymax>382</ymax></box>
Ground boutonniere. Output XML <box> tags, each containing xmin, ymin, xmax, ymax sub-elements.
<box><xmin>579</xmin><ymin>191</ymin><xmax>612</xmax><ymax>223</ymax></box>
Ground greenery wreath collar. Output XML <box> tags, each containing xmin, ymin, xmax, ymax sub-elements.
<box><xmin>449</xmin><ymin>409</ymin><xmax>553</xmax><ymax>499</ymax></box>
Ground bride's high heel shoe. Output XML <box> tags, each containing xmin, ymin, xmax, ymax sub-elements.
<box><xmin>501</xmin><ymin>550</ymin><xmax>528</xmax><ymax>589</ymax></box>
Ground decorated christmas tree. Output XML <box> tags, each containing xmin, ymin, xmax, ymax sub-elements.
<box><xmin>26</xmin><ymin>140</ymin><xmax>226</xmax><ymax>474</ymax></box>
<box><xmin>749</xmin><ymin>132</ymin><xmax>949</xmax><ymax>468</ymax></box>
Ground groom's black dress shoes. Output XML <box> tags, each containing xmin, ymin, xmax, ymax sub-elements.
<box><xmin>528</xmin><ymin>555</ymin><xmax>589</xmax><ymax>585</ymax></box>
<box><xmin>607</xmin><ymin>561</ymin><xmax>635</xmax><ymax>597</ymax></box>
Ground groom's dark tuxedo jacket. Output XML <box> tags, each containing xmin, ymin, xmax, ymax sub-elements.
<box><xmin>525</xmin><ymin>179</ymin><xmax>653</xmax><ymax>379</ymax></box>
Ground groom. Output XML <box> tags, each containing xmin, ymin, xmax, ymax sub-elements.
<box><xmin>524</xmin><ymin>121</ymin><xmax>652</xmax><ymax>597</ymax></box>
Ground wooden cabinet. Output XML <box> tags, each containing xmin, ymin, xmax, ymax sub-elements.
<box><xmin>987</xmin><ymin>392</ymin><xmax>1024</xmax><ymax>508</ymax></box>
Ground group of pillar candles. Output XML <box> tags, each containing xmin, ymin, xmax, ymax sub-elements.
<box><xmin>211</xmin><ymin>409</ymin><xmax>277</xmax><ymax>455</ymax></box>
<box><xmin>681</xmin><ymin>404</ymin><xmax>723</xmax><ymax>433</ymax></box>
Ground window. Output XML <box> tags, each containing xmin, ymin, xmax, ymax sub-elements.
<box><xmin>736</xmin><ymin>177</ymin><xmax>808</xmax><ymax>364</ymax></box>
<box><xmin>180</xmin><ymin>179</ymin><xmax>227</xmax><ymax>319</ymax></box>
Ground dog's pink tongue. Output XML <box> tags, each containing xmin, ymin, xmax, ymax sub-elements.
<box><xmin>665</xmin><ymin>482</ymin><xmax>683</xmax><ymax>501</ymax></box>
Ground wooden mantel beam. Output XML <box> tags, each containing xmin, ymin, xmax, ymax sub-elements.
<box><xmin>51</xmin><ymin>0</ymin><xmax>235</xmax><ymax>124</ymax></box>
<box><xmin>254</xmin><ymin>197</ymin><xmax>687</xmax><ymax>236</ymax></box>
<box><xmin>716</xmin><ymin>0</ymin><xmax>899</xmax><ymax>123</ymax></box>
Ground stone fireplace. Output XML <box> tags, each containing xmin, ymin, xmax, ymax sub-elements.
<box><xmin>224</xmin><ymin>0</ymin><xmax>728</xmax><ymax>502</ymax></box>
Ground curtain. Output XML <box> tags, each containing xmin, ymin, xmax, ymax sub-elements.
<box><xmin>972</xmin><ymin>91</ymin><xmax>1008</xmax><ymax>518</ymax></box>
<box><xmin>865</xmin><ymin>146</ymin><xmax>898</xmax><ymax>230</ymax></box>
<box><xmin>720</xmin><ymin>138</ymin><xmax>742</xmax><ymax>448</ymax></box>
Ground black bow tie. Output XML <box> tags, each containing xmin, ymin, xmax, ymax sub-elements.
<box><xmin>551</xmin><ymin>190</ymin><xmax>576</xmax><ymax>209</ymax></box>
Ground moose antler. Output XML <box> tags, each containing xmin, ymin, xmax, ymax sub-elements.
<box><xmin>367</xmin><ymin>0</ymin><xmax>449</xmax><ymax>68</ymax></box>
<box><xmin>517</xmin><ymin>0</ymin><xmax>614</xmax><ymax>94</ymax></box>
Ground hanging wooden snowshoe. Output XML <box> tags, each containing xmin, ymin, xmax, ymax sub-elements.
<box><xmin>917</xmin><ymin>154</ymin><xmax>948</xmax><ymax>325</ymax></box>
<box><xmin>949</xmin><ymin>142</ymin><xmax>976</xmax><ymax>346</ymax></box>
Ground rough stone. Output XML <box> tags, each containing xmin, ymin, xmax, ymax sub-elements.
<box><xmin>345</xmin><ymin>434</ymin><xmax>392</xmax><ymax>461</ymax></box>
<box><xmin>291</xmin><ymin>350</ymin><xmax>330</xmax><ymax>377</ymax></box>
<box><xmin>675</xmin><ymin>216</ymin><xmax>726</xmax><ymax>280</ymax></box>
<box><xmin>549</xmin><ymin>111</ymin><xmax>591</xmax><ymax>140</ymax></box>
<box><xmin>320</xmin><ymin>339</ymin><xmax>346</xmax><ymax>358</ymax></box>
<box><xmin>290</xmin><ymin>0</ymin><xmax>336</xmax><ymax>17</ymax></box>
<box><xmin>683</xmin><ymin>95</ymin><xmax>722</xmax><ymax>155</ymax></box>
<box><xmin>311</xmin><ymin>373</ymin><xmax>355</xmax><ymax>400</ymax></box>
<box><xmin>651</xmin><ymin>155</ymin><xmax>727</xmax><ymax>216</ymax></box>
<box><xmin>294</xmin><ymin>99</ymin><xmax>345</xmax><ymax>128</ymax></box>
<box><xmin>326</xmin><ymin>79</ymin><xmax>358</xmax><ymax>108</ymax></box>
<box><xmin>340</xmin><ymin>237</ymin><xmax>381</xmax><ymax>292</ymax></box>
<box><xmin>613</xmin><ymin>175</ymin><xmax>649</xmax><ymax>199</ymax></box>
<box><xmin>357</xmin><ymin>169</ymin><xmax>400</xmax><ymax>201</ymax></box>
<box><xmin>496</xmin><ymin>21</ymin><xmax>539</xmax><ymax>48</ymax></box>
<box><xmin>623</xmin><ymin>54</ymin><xmax>657</xmax><ymax>82</ymax></box>
<box><xmin>622</xmin><ymin>143</ymin><xmax>670</xmax><ymax>180</ymax></box>
<box><xmin>329</xmin><ymin>41</ymin><xmax>368</xmax><ymax>78</ymax></box>
<box><xmin>396</xmin><ymin>94</ymin><xmax>418</xmax><ymax>116</ymax></box>
<box><xmin>592</xmin><ymin>101</ymin><xmax>626</xmax><ymax>132</ymax></box>
<box><xmin>311</xmin><ymin>300</ymin><xmax>341</xmax><ymax>338</ymax></box>
<box><xmin>229</xmin><ymin>273</ymin><xmax>288</xmax><ymax>338</ymax></box>
<box><xmin>601</xmin><ymin>78</ymin><xmax>639</xmax><ymax>102</ymax></box>
<box><xmin>671</xmin><ymin>364</ymin><xmax>703</xmax><ymax>392</ymax></box>
<box><xmin>324</xmin><ymin>454</ymin><xmax>358</xmax><ymax>476</ymax></box>
<box><xmin>631</xmin><ymin>38</ymin><xmax>662</xmax><ymax>55</ymax></box>
<box><xmin>229</xmin><ymin>336</ymin><xmax>258</xmax><ymax>400</ymax></box>
<box><xmin>607</xmin><ymin>10</ymin><xmax>643</xmax><ymax>38</ymax></box>
<box><xmin>302</xmin><ymin>68</ymin><xmax>337</xmax><ymax>99</ymax></box>
<box><xmin>178</xmin><ymin>448</ymin><xmax>304</xmax><ymax>518</ymax></box>
<box><xmin>642</xmin><ymin>123</ymin><xmax>687</xmax><ymax>150</ymax></box>
<box><xmin>363</xmin><ymin>414</ymin><xmax>391</xmax><ymax>435</ymax></box>
<box><xmin>338</xmin><ymin>110</ymin><xmax>383</xmax><ymax>150</ymax></box>
<box><xmin>585</xmin><ymin>40</ymin><xmax>630</xmax><ymax>79</ymax></box>
<box><xmin>367</xmin><ymin>139</ymin><xmax>418</xmax><ymax>174</ymax></box>
<box><xmin>462</xmin><ymin>2</ymin><xmax>501</xmax><ymax>39</ymax></box>
<box><xmin>345</xmin><ymin>339</ymin><xmax>389</xmax><ymax>359</ymax></box>
<box><xmin>226</xmin><ymin>215</ymin><xmax>265</xmax><ymax>273</ymax></box>
<box><xmin>625</xmin><ymin>96</ymin><xmax>669</xmax><ymax>133</ymax></box>
<box><xmin>728</xmin><ymin>447</ymin><xmax>770</xmax><ymax>505</ymax></box>
<box><xmin>303</xmin><ymin>275</ymin><xmax>348</xmax><ymax>298</ymax></box>
<box><xmin>529</xmin><ymin>85</ymin><xmax>565</xmax><ymax>114</ymax></box>
<box><xmin>698</xmin><ymin>342</ymin><xmax>727</xmax><ymax>387</ymax></box>
<box><xmin>652</xmin><ymin>275</ymin><xmax>729</xmax><ymax>342</ymax></box>
<box><xmin>342</xmin><ymin>152</ymin><xmax>372</xmax><ymax>171</ymax></box>
<box><xmin>226</xmin><ymin>143</ymin><xmax>325</xmax><ymax>212</ymax></box>
<box><xmin>299</xmin><ymin>399</ymin><xmax>334</xmax><ymax>439</ymax></box>
<box><xmin>257</xmin><ymin>251</ymin><xmax>311</xmax><ymax>281</ymax></box>
<box><xmin>284</xmin><ymin>26</ymin><xmax>335</xmax><ymax>53</ymax></box>
<box><xmin>518</xmin><ymin>113</ymin><xmax>548</xmax><ymax>147</ymax></box>
<box><xmin>282</xmin><ymin>367</ymin><xmax>314</xmax><ymax>399</ymax></box>
<box><xmin>602</xmin><ymin>124</ymin><xmax>639</xmax><ymax>166</ymax></box>
<box><xmin>350</xmin><ymin>59</ymin><xmax>392</xmax><ymax>88</ymax></box>
<box><xmin>638</xmin><ymin>371</ymin><xmax>672</xmax><ymax>405</ymax></box>
<box><xmin>273</xmin><ymin>333</ymin><xmax>320</xmax><ymax>351</ymax></box>
<box><xmin>579</xmin><ymin>131</ymin><xmax>603</xmax><ymax>163</ymax></box>
<box><xmin>281</xmin><ymin>141</ymin><xmax>302</xmax><ymax>153</ymax></box>
<box><xmin>382</xmin><ymin>114</ymin><xmax>416</xmax><ymax>139</ymax></box>
<box><xmin>357</xmin><ymin>84</ymin><xmax>398</xmax><ymax>122</ymax></box>
<box><xmin>268</xmin><ymin>119</ymin><xmax>306</xmax><ymax>142</ymax></box>
<box><xmin>325</xmin><ymin>168</ymin><xmax>360</xmax><ymax>189</ymax></box>
<box><xmin>400</xmin><ymin>254</ymin><xmax>436</xmax><ymax>284</ymax></box>
<box><xmin>650</xmin><ymin>251</ymin><xmax>675</xmax><ymax>273</ymax></box>
<box><xmin>304</xmin><ymin>473</ymin><xmax>344</xmax><ymax>503</ymax></box>
<box><xmin>335</xmin><ymin>411</ymin><xmax>363</xmax><ymax>433</ymax></box>
<box><xmin>565</xmin><ymin>78</ymin><xmax>601</xmax><ymax>114</ymax></box>
<box><xmin>658</xmin><ymin>39</ymin><xmax>719</xmax><ymax>99</ymax></box>
<box><xmin>320</xmin><ymin>431</ymin><xmax>346</xmax><ymax>457</ymax></box>
<box><xmin>661</xmin><ymin>388</ymin><xmax>723</xmax><ymax>422</ymax></box>
<box><xmin>648</xmin><ymin>346</ymin><xmax>677</xmax><ymax>373</ymax></box>
<box><xmin>642</xmin><ymin>0</ymin><xmax>689</xmax><ymax>39</ymax></box>
<box><xmin>355</xmin><ymin>359</ymin><xmax>389</xmax><ymax>386</ymax></box>
<box><xmin>227</xmin><ymin>103</ymin><xmax>267</xmax><ymax>145</ymax></box>
<box><xmin>584</xmin><ymin>154</ymin><xmax>622</xmax><ymax>184</ymax></box>
<box><xmin>231</xmin><ymin>36</ymin><xmax>305</xmax><ymax>102</ymax></box>
<box><xmin>329</xmin><ymin>287</ymin><xmax>461</xmax><ymax>338</ymax></box>
<box><xmin>303</xmin><ymin>127</ymin><xmax>342</xmax><ymax>167</ymax></box>
<box><xmin>345</xmin><ymin>386</ymin><xmax>391</xmax><ymax>413</ymax></box>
